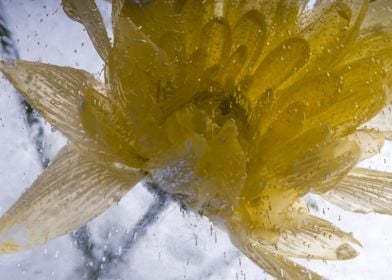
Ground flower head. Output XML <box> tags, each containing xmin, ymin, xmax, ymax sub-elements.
<box><xmin>1</xmin><ymin>0</ymin><xmax>392</xmax><ymax>278</ymax></box>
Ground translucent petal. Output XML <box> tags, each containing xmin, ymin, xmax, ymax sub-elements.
<box><xmin>224</xmin><ymin>0</ymin><xmax>278</xmax><ymax>27</ymax></box>
<box><xmin>305</xmin><ymin>58</ymin><xmax>386</xmax><ymax>137</ymax></box>
<box><xmin>111</xmin><ymin>0</ymin><xmax>125</xmax><ymax>30</ymax></box>
<box><xmin>62</xmin><ymin>0</ymin><xmax>111</xmax><ymax>62</ymax></box>
<box><xmin>109</xmin><ymin>16</ymin><xmax>172</xmax><ymax>156</ymax></box>
<box><xmin>238</xmin><ymin>243</ymin><xmax>323</xmax><ymax>280</ymax></box>
<box><xmin>251</xmin><ymin>100</ymin><xmax>307</xmax><ymax>152</ymax></box>
<box><xmin>362</xmin><ymin>0</ymin><xmax>392</xmax><ymax>31</ymax></box>
<box><xmin>348</xmin><ymin>129</ymin><xmax>385</xmax><ymax>161</ymax></box>
<box><xmin>272</xmin><ymin>0</ymin><xmax>307</xmax><ymax>42</ymax></box>
<box><xmin>0</xmin><ymin>60</ymin><xmax>101</xmax><ymax>146</ymax></box>
<box><xmin>363</xmin><ymin>103</ymin><xmax>392</xmax><ymax>140</ymax></box>
<box><xmin>277</xmin><ymin>72</ymin><xmax>342</xmax><ymax>118</ymax></box>
<box><xmin>324</xmin><ymin>167</ymin><xmax>392</xmax><ymax>215</ymax></box>
<box><xmin>299</xmin><ymin>1</ymin><xmax>351</xmax><ymax>69</ymax></box>
<box><xmin>195</xmin><ymin>121</ymin><xmax>247</xmax><ymax>211</ymax></box>
<box><xmin>79</xmin><ymin>87</ymin><xmax>146</xmax><ymax>168</ymax></box>
<box><xmin>181</xmin><ymin>1</ymin><xmax>213</xmax><ymax>59</ymax></box>
<box><xmin>267</xmin><ymin>215</ymin><xmax>360</xmax><ymax>260</ymax></box>
<box><xmin>258</xmin><ymin>124</ymin><xmax>329</xmax><ymax>175</ymax></box>
<box><xmin>0</xmin><ymin>144</ymin><xmax>144</xmax><ymax>253</ymax></box>
<box><xmin>122</xmin><ymin>0</ymin><xmax>181</xmax><ymax>47</ymax></box>
<box><xmin>109</xmin><ymin>15</ymin><xmax>171</xmax><ymax>106</ymax></box>
<box><xmin>297</xmin><ymin>0</ymin><xmax>367</xmax><ymax>79</ymax></box>
<box><xmin>247</xmin><ymin>37</ymin><xmax>310</xmax><ymax>104</ymax></box>
<box><xmin>342</xmin><ymin>30</ymin><xmax>392</xmax><ymax>64</ymax></box>
<box><xmin>243</xmin><ymin>129</ymin><xmax>323</xmax><ymax>201</ymax></box>
<box><xmin>231</xmin><ymin>10</ymin><xmax>267</xmax><ymax>79</ymax></box>
<box><xmin>283</xmin><ymin>138</ymin><xmax>360</xmax><ymax>194</ymax></box>
<box><xmin>200</xmin><ymin>18</ymin><xmax>231</xmax><ymax>69</ymax></box>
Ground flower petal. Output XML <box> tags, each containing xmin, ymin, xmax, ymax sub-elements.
<box><xmin>362</xmin><ymin>0</ymin><xmax>392</xmax><ymax>31</ymax></box>
<box><xmin>283</xmin><ymin>138</ymin><xmax>360</xmax><ymax>194</ymax></box>
<box><xmin>111</xmin><ymin>0</ymin><xmax>125</xmax><ymax>30</ymax></box>
<box><xmin>324</xmin><ymin>167</ymin><xmax>392</xmax><ymax>214</ymax></box>
<box><xmin>348</xmin><ymin>129</ymin><xmax>385</xmax><ymax>161</ymax></box>
<box><xmin>122</xmin><ymin>0</ymin><xmax>182</xmax><ymax>47</ymax></box>
<box><xmin>79</xmin><ymin>87</ymin><xmax>147</xmax><ymax>168</ymax></box>
<box><xmin>109</xmin><ymin>15</ymin><xmax>173</xmax><ymax>156</ymax></box>
<box><xmin>199</xmin><ymin>18</ymin><xmax>231</xmax><ymax>69</ymax></box>
<box><xmin>239</xmin><ymin>244</ymin><xmax>323</xmax><ymax>280</ymax></box>
<box><xmin>305</xmin><ymin>57</ymin><xmax>386</xmax><ymax>138</ymax></box>
<box><xmin>267</xmin><ymin>215</ymin><xmax>360</xmax><ymax>260</ymax></box>
<box><xmin>0</xmin><ymin>144</ymin><xmax>145</xmax><ymax>253</ymax></box>
<box><xmin>247</xmin><ymin>37</ymin><xmax>310</xmax><ymax>104</ymax></box>
<box><xmin>230</xmin><ymin>10</ymin><xmax>267</xmax><ymax>77</ymax></box>
<box><xmin>62</xmin><ymin>0</ymin><xmax>111</xmax><ymax>62</ymax></box>
<box><xmin>299</xmin><ymin>0</ymin><xmax>367</xmax><ymax>72</ymax></box>
<box><xmin>0</xmin><ymin>60</ymin><xmax>102</xmax><ymax>146</ymax></box>
<box><xmin>363</xmin><ymin>103</ymin><xmax>392</xmax><ymax>140</ymax></box>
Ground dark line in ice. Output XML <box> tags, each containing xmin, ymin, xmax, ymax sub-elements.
<box><xmin>73</xmin><ymin>182</ymin><xmax>181</xmax><ymax>280</ymax></box>
<box><xmin>0</xmin><ymin>2</ymin><xmax>49</xmax><ymax>168</ymax></box>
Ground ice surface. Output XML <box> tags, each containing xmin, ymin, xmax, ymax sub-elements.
<box><xmin>1</xmin><ymin>1</ymin><xmax>392</xmax><ymax>279</ymax></box>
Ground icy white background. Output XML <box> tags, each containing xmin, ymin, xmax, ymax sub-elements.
<box><xmin>0</xmin><ymin>1</ymin><xmax>392</xmax><ymax>279</ymax></box>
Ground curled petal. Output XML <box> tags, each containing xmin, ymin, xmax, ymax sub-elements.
<box><xmin>0</xmin><ymin>144</ymin><xmax>145</xmax><ymax>253</ymax></box>
<box><xmin>0</xmin><ymin>60</ymin><xmax>102</xmax><ymax>146</ymax></box>
<box><xmin>62</xmin><ymin>0</ymin><xmax>111</xmax><ymax>62</ymax></box>
<box><xmin>324</xmin><ymin>167</ymin><xmax>392</xmax><ymax>215</ymax></box>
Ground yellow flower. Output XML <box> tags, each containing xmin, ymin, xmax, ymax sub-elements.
<box><xmin>1</xmin><ymin>0</ymin><xmax>392</xmax><ymax>278</ymax></box>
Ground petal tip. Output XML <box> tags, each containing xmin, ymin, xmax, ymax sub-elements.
<box><xmin>336</xmin><ymin>243</ymin><xmax>359</xmax><ymax>260</ymax></box>
<box><xmin>0</xmin><ymin>241</ymin><xmax>20</xmax><ymax>254</ymax></box>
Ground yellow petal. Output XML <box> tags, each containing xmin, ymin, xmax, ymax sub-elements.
<box><xmin>237</xmin><ymin>243</ymin><xmax>323</xmax><ymax>280</ymax></box>
<box><xmin>272</xmin><ymin>0</ymin><xmax>307</xmax><ymax>42</ymax></box>
<box><xmin>109</xmin><ymin>15</ymin><xmax>171</xmax><ymax>105</ymax></box>
<box><xmin>231</xmin><ymin>10</ymin><xmax>267</xmax><ymax>78</ymax></box>
<box><xmin>0</xmin><ymin>144</ymin><xmax>144</xmax><ymax>253</ymax></box>
<box><xmin>296</xmin><ymin>0</ymin><xmax>367</xmax><ymax>80</ymax></box>
<box><xmin>196</xmin><ymin>121</ymin><xmax>247</xmax><ymax>212</ymax></box>
<box><xmin>181</xmin><ymin>1</ymin><xmax>212</xmax><ymax>59</ymax></box>
<box><xmin>122</xmin><ymin>0</ymin><xmax>181</xmax><ymax>47</ymax></box>
<box><xmin>284</xmin><ymin>138</ymin><xmax>360</xmax><ymax>194</ymax></box>
<box><xmin>109</xmin><ymin>16</ymin><xmax>172</xmax><ymax>156</ymax></box>
<box><xmin>62</xmin><ymin>0</ymin><xmax>111</xmax><ymax>62</ymax></box>
<box><xmin>324</xmin><ymin>167</ymin><xmax>392</xmax><ymax>215</ymax></box>
<box><xmin>299</xmin><ymin>1</ymin><xmax>351</xmax><ymax>68</ymax></box>
<box><xmin>268</xmin><ymin>215</ymin><xmax>360</xmax><ymax>260</ymax></box>
<box><xmin>200</xmin><ymin>18</ymin><xmax>231</xmax><ymax>69</ymax></box>
<box><xmin>362</xmin><ymin>0</ymin><xmax>392</xmax><ymax>31</ymax></box>
<box><xmin>111</xmin><ymin>0</ymin><xmax>125</xmax><ymax>30</ymax></box>
<box><xmin>363</xmin><ymin>103</ymin><xmax>392</xmax><ymax>140</ymax></box>
<box><xmin>342</xmin><ymin>30</ymin><xmax>392</xmax><ymax>65</ymax></box>
<box><xmin>247</xmin><ymin>37</ymin><xmax>310</xmax><ymax>104</ymax></box>
<box><xmin>224</xmin><ymin>0</ymin><xmax>278</xmax><ymax>27</ymax></box>
<box><xmin>0</xmin><ymin>60</ymin><xmax>101</xmax><ymax>146</ymax></box>
<box><xmin>305</xmin><ymin>58</ymin><xmax>386</xmax><ymax>137</ymax></box>
<box><xmin>79</xmin><ymin>87</ymin><xmax>146</xmax><ymax>168</ymax></box>
<box><xmin>348</xmin><ymin>129</ymin><xmax>385</xmax><ymax>161</ymax></box>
